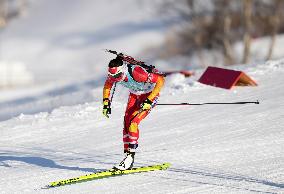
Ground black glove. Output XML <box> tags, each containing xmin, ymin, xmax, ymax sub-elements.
<box><xmin>102</xmin><ymin>98</ymin><xmax>111</xmax><ymax>118</ymax></box>
<box><xmin>141</xmin><ymin>98</ymin><xmax>153</xmax><ymax>110</ymax></box>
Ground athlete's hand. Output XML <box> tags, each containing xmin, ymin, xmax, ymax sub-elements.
<box><xmin>102</xmin><ymin>98</ymin><xmax>111</xmax><ymax>118</ymax></box>
<box><xmin>141</xmin><ymin>98</ymin><xmax>153</xmax><ymax>110</ymax></box>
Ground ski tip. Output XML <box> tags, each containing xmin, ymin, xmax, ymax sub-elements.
<box><xmin>161</xmin><ymin>163</ymin><xmax>171</xmax><ymax>169</ymax></box>
<box><xmin>41</xmin><ymin>185</ymin><xmax>52</xmax><ymax>189</ymax></box>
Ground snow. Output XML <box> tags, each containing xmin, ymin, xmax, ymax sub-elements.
<box><xmin>0</xmin><ymin>0</ymin><xmax>284</xmax><ymax>193</ymax></box>
<box><xmin>0</xmin><ymin>0</ymin><xmax>169</xmax><ymax>84</ymax></box>
<box><xmin>0</xmin><ymin>61</ymin><xmax>34</xmax><ymax>87</ymax></box>
<box><xmin>0</xmin><ymin>59</ymin><xmax>284</xmax><ymax>194</ymax></box>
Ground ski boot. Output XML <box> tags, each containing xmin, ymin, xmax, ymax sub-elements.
<box><xmin>113</xmin><ymin>150</ymin><xmax>135</xmax><ymax>170</ymax></box>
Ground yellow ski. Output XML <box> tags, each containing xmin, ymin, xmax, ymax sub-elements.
<box><xmin>47</xmin><ymin>163</ymin><xmax>171</xmax><ymax>188</ymax></box>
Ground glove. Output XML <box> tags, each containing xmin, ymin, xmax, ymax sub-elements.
<box><xmin>102</xmin><ymin>98</ymin><xmax>111</xmax><ymax>118</ymax></box>
<box><xmin>141</xmin><ymin>98</ymin><xmax>153</xmax><ymax>111</ymax></box>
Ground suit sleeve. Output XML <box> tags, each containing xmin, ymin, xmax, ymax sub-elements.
<box><xmin>147</xmin><ymin>74</ymin><xmax>164</xmax><ymax>101</ymax></box>
<box><xmin>103</xmin><ymin>77</ymin><xmax>115</xmax><ymax>100</ymax></box>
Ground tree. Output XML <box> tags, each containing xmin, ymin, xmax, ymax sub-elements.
<box><xmin>159</xmin><ymin>0</ymin><xmax>284</xmax><ymax>65</ymax></box>
<box><xmin>0</xmin><ymin>0</ymin><xmax>27</xmax><ymax>28</ymax></box>
<box><xmin>242</xmin><ymin>0</ymin><xmax>252</xmax><ymax>64</ymax></box>
<box><xmin>266</xmin><ymin>0</ymin><xmax>284</xmax><ymax>60</ymax></box>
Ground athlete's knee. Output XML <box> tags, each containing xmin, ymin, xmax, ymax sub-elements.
<box><xmin>129</xmin><ymin>122</ymin><xmax>138</xmax><ymax>133</ymax></box>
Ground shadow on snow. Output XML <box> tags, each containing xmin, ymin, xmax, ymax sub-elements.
<box><xmin>0</xmin><ymin>78</ymin><xmax>104</xmax><ymax>122</ymax></box>
<box><xmin>167</xmin><ymin>167</ymin><xmax>283</xmax><ymax>193</ymax></box>
<box><xmin>0</xmin><ymin>155</ymin><xmax>104</xmax><ymax>173</ymax></box>
<box><xmin>52</xmin><ymin>18</ymin><xmax>178</xmax><ymax>49</ymax></box>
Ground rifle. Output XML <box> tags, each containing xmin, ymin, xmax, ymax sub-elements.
<box><xmin>105</xmin><ymin>49</ymin><xmax>159</xmax><ymax>74</ymax></box>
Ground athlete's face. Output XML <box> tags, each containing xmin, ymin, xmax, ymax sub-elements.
<box><xmin>108</xmin><ymin>66</ymin><xmax>125</xmax><ymax>81</ymax></box>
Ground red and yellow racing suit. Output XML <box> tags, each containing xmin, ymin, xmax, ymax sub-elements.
<box><xmin>103</xmin><ymin>64</ymin><xmax>164</xmax><ymax>152</ymax></box>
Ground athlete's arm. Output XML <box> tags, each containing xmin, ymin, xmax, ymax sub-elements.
<box><xmin>147</xmin><ymin>75</ymin><xmax>164</xmax><ymax>101</ymax></box>
<box><xmin>103</xmin><ymin>77</ymin><xmax>115</xmax><ymax>100</ymax></box>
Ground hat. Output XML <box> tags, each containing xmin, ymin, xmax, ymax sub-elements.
<box><xmin>108</xmin><ymin>57</ymin><xmax>123</xmax><ymax>67</ymax></box>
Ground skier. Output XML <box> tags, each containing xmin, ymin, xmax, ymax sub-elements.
<box><xmin>102</xmin><ymin>56</ymin><xmax>165</xmax><ymax>170</ymax></box>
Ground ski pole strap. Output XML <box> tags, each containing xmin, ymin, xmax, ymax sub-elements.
<box><xmin>157</xmin><ymin>100</ymin><xmax>259</xmax><ymax>106</ymax></box>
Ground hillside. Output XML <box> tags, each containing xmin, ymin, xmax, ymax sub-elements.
<box><xmin>0</xmin><ymin>59</ymin><xmax>283</xmax><ymax>194</ymax></box>
<box><xmin>0</xmin><ymin>0</ymin><xmax>168</xmax><ymax>84</ymax></box>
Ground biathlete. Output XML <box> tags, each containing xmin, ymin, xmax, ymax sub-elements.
<box><xmin>102</xmin><ymin>56</ymin><xmax>165</xmax><ymax>170</ymax></box>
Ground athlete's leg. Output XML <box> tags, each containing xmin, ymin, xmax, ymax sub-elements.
<box><xmin>126</xmin><ymin>93</ymin><xmax>159</xmax><ymax>151</ymax></box>
<box><xmin>123</xmin><ymin>93</ymin><xmax>139</xmax><ymax>152</ymax></box>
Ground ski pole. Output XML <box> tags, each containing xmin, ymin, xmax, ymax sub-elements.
<box><xmin>157</xmin><ymin>100</ymin><xmax>259</xmax><ymax>106</ymax></box>
<box><xmin>109</xmin><ymin>82</ymin><xmax>117</xmax><ymax>106</ymax></box>
<box><xmin>107</xmin><ymin>82</ymin><xmax>117</xmax><ymax>115</ymax></box>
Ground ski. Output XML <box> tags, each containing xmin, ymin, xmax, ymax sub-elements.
<box><xmin>46</xmin><ymin>163</ymin><xmax>171</xmax><ymax>188</ymax></box>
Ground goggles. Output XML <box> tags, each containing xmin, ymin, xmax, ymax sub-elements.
<box><xmin>108</xmin><ymin>65</ymin><xmax>124</xmax><ymax>79</ymax></box>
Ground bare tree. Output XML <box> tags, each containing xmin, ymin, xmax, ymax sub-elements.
<box><xmin>0</xmin><ymin>0</ymin><xmax>27</xmax><ymax>28</ymax></box>
<box><xmin>0</xmin><ymin>0</ymin><xmax>7</xmax><ymax>27</ymax></box>
<box><xmin>242</xmin><ymin>0</ymin><xmax>252</xmax><ymax>64</ymax></box>
<box><xmin>159</xmin><ymin>0</ymin><xmax>284</xmax><ymax>65</ymax></box>
<box><xmin>217</xmin><ymin>0</ymin><xmax>235</xmax><ymax>65</ymax></box>
<box><xmin>266</xmin><ymin>0</ymin><xmax>283</xmax><ymax>60</ymax></box>
<box><xmin>0</xmin><ymin>0</ymin><xmax>28</xmax><ymax>89</ymax></box>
